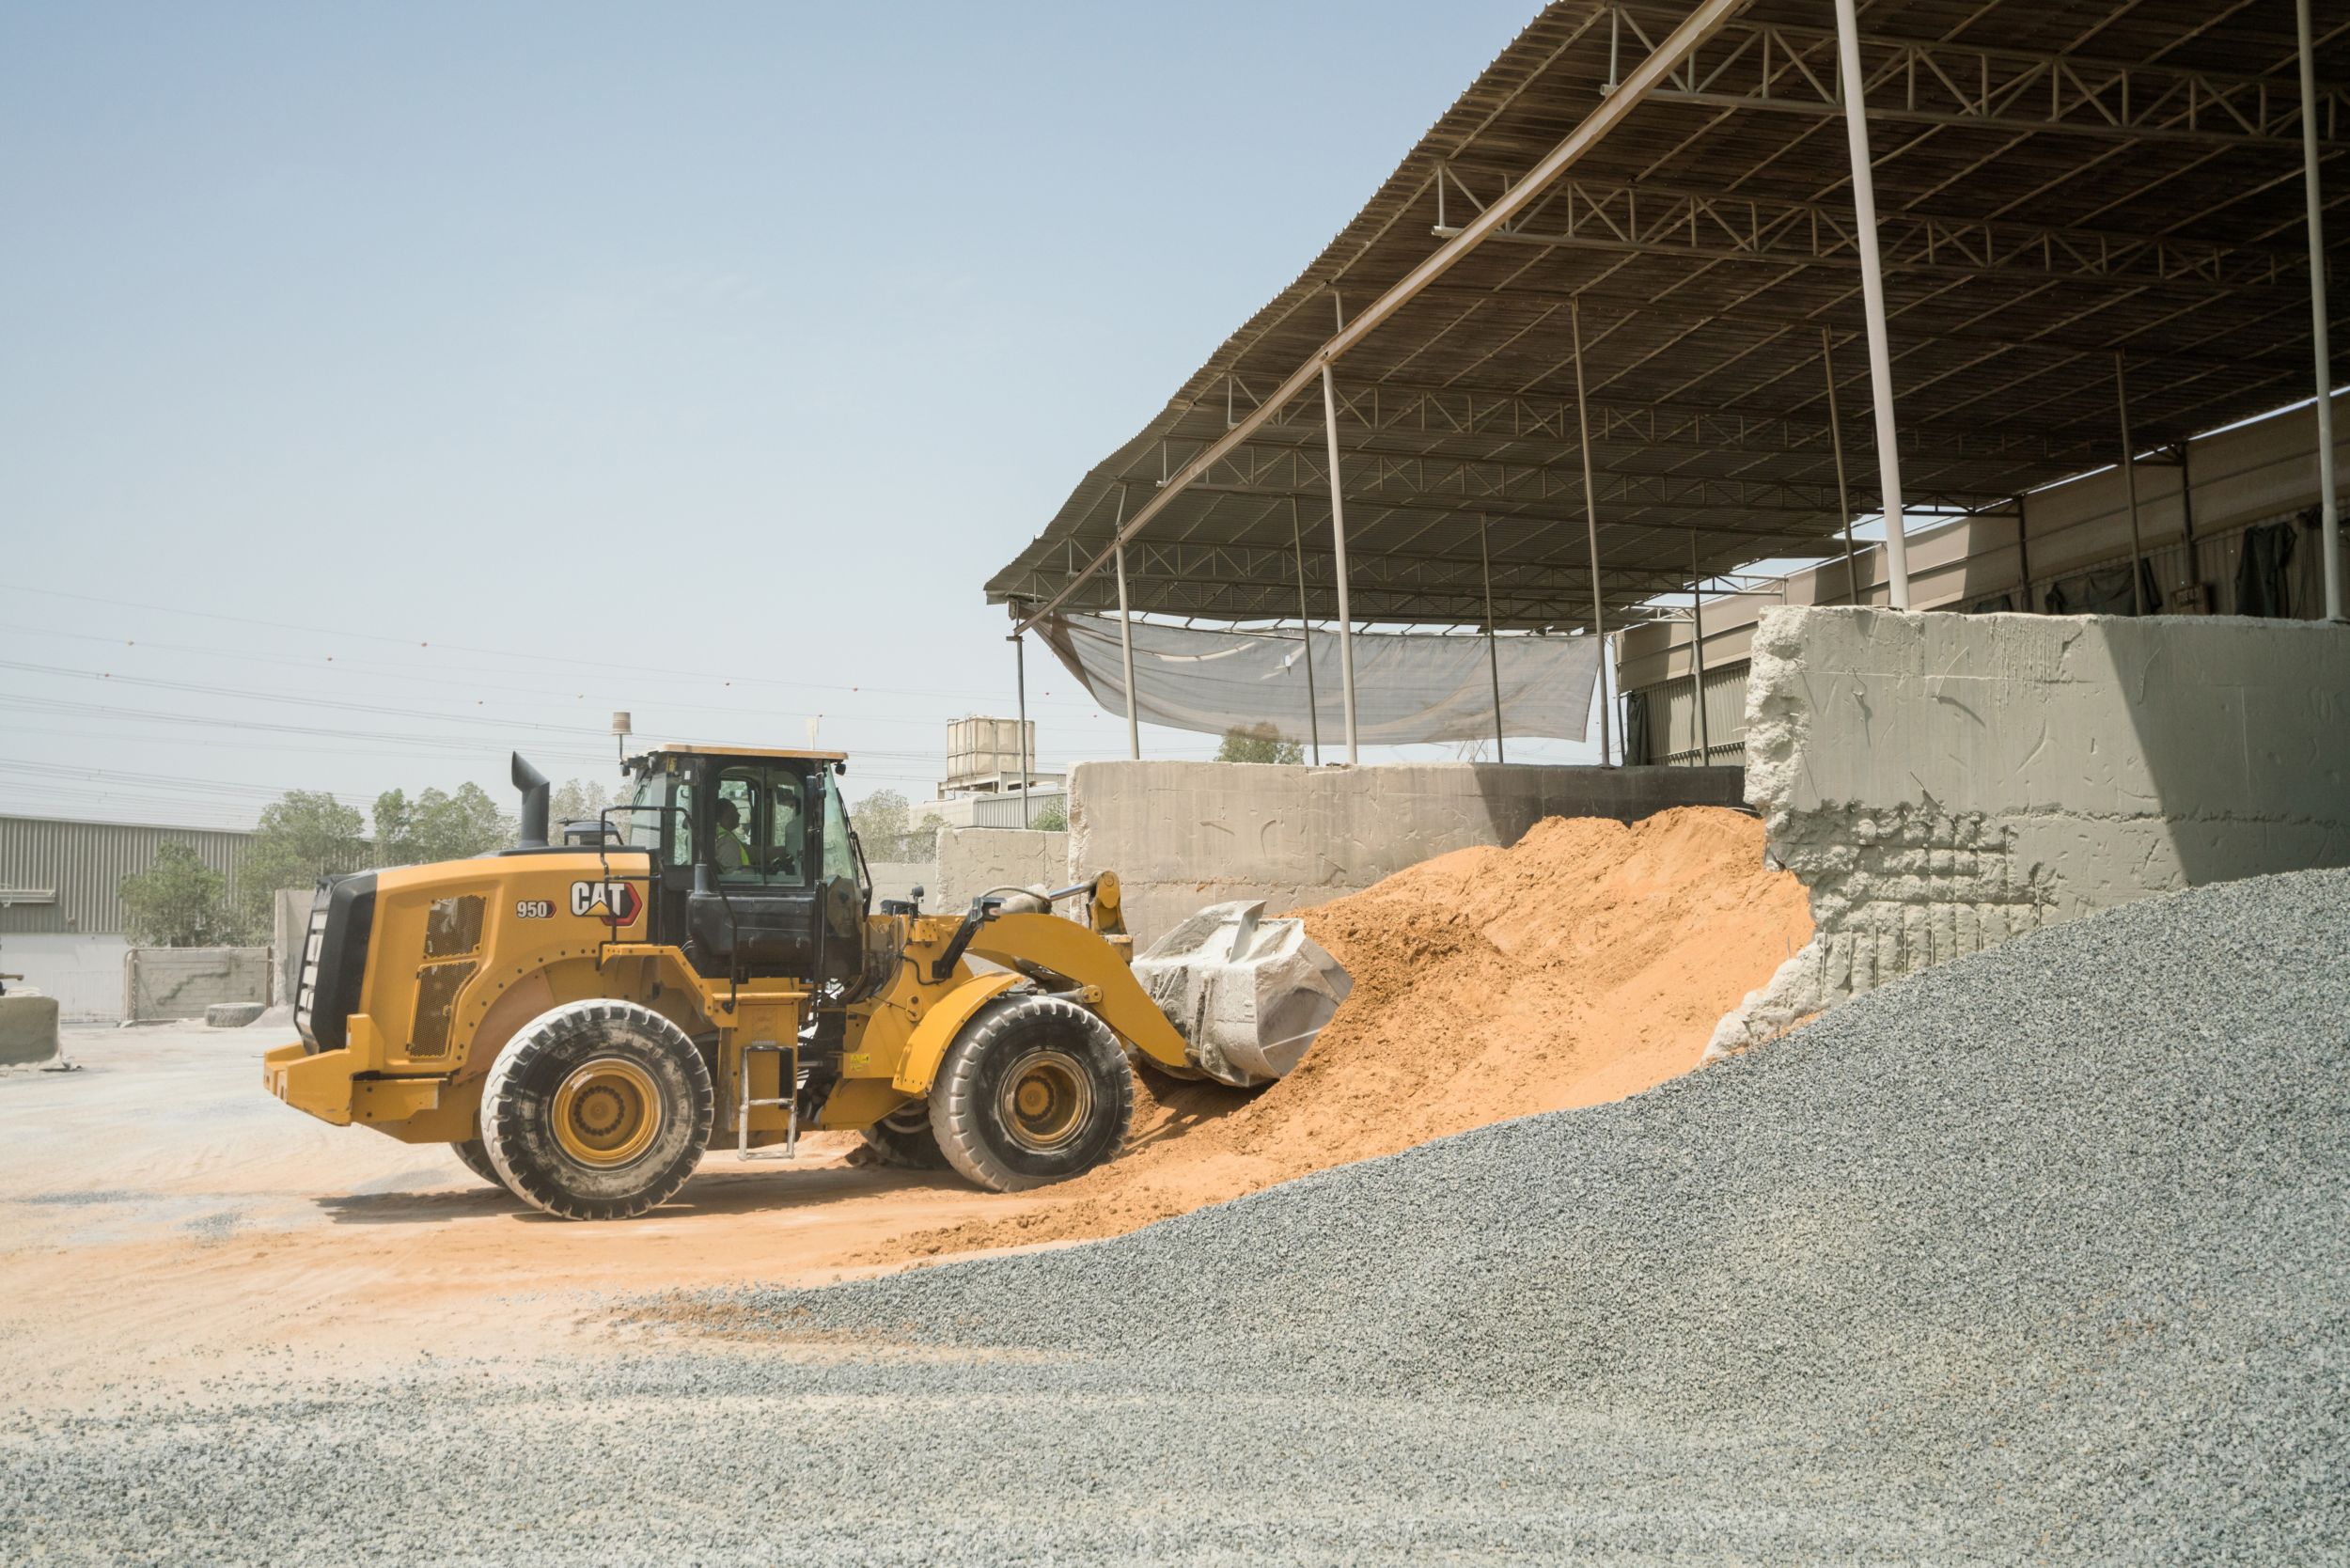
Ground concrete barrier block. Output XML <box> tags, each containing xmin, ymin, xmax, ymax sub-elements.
<box><xmin>0</xmin><ymin>994</ymin><xmax>61</xmax><ymax>1066</ymax></box>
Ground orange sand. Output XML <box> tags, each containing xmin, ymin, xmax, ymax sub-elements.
<box><xmin>861</xmin><ymin>806</ymin><xmax>1810</xmax><ymax>1262</ymax></box>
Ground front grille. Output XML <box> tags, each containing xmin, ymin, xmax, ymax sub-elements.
<box><xmin>293</xmin><ymin>872</ymin><xmax>377</xmax><ymax>1053</ymax></box>
<box><xmin>290</xmin><ymin>892</ymin><xmax>331</xmax><ymax>1047</ymax></box>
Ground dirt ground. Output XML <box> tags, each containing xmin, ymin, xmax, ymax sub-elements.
<box><xmin>0</xmin><ymin>808</ymin><xmax>1806</xmax><ymax>1411</ymax></box>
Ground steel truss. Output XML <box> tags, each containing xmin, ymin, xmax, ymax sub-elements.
<box><xmin>1613</xmin><ymin>7</ymin><xmax>2349</xmax><ymax>149</ymax></box>
<box><xmin>1433</xmin><ymin>168</ymin><xmax>2320</xmax><ymax>290</ymax></box>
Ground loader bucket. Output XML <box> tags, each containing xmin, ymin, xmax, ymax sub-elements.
<box><xmin>1132</xmin><ymin>901</ymin><xmax>1352</xmax><ymax>1088</ymax></box>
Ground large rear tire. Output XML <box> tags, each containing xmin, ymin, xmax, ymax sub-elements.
<box><xmin>859</xmin><ymin>1104</ymin><xmax>948</xmax><ymax>1170</ymax></box>
<box><xmin>479</xmin><ymin>999</ymin><xmax>713</xmax><ymax>1221</ymax></box>
<box><xmin>930</xmin><ymin>996</ymin><xmax>1134</xmax><ymax>1194</ymax></box>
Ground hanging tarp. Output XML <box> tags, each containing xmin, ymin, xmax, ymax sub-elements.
<box><xmin>1035</xmin><ymin>614</ymin><xmax>1600</xmax><ymax>746</ymax></box>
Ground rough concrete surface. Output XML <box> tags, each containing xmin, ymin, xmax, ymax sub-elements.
<box><xmin>929</xmin><ymin>824</ymin><xmax>1067</xmax><ymax>915</ymax></box>
<box><xmin>8</xmin><ymin>870</ymin><xmax>2338</xmax><ymax>1565</ymax></box>
<box><xmin>122</xmin><ymin>946</ymin><xmax>271</xmax><ymax>1022</ymax></box>
<box><xmin>1071</xmin><ymin>760</ymin><xmax>1745</xmax><ymax>943</ymax></box>
<box><xmin>0</xmin><ymin>994</ymin><xmax>60</xmax><ymax>1066</ymax></box>
<box><xmin>1715</xmin><ymin>608</ymin><xmax>2350</xmax><ymax>1053</ymax></box>
<box><xmin>270</xmin><ymin>886</ymin><xmax>312</xmax><ymax>1006</ymax></box>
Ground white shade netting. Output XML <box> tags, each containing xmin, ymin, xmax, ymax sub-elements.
<box><xmin>1035</xmin><ymin>613</ymin><xmax>1601</xmax><ymax>745</ymax></box>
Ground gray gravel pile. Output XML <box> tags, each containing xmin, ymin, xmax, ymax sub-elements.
<box><xmin>7</xmin><ymin>870</ymin><xmax>2347</xmax><ymax>1565</ymax></box>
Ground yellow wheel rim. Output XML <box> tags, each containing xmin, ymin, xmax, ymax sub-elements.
<box><xmin>551</xmin><ymin>1058</ymin><xmax>662</xmax><ymax>1168</ymax></box>
<box><xmin>996</xmin><ymin>1050</ymin><xmax>1090</xmax><ymax>1152</ymax></box>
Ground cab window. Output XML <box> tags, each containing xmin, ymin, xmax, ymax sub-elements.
<box><xmin>713</xmin><ymin>763</ymin><xmax>807</xmax><ymax>886</ymax></box>
<box><xmin>822</xmin><ymin>773</ymin><xmax>856</xmax><ymax>884</ymax></box>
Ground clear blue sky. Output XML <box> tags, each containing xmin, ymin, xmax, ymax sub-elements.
<box><xmin>0</xmin><ymin>0</ymin><xmax>1569</xmax><ymax>830</ymax></box>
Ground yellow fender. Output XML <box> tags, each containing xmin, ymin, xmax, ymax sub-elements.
<box><xmin>889</xmin><ymin>971</ymin><xmax>1024</xmax><ymax>1094</ymax></box>
<box><xmin>963</xmin><ymin>912</ymin><xmax>1194</xmax><ymax>1074</ymax></box>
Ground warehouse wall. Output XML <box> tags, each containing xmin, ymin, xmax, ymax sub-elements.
<box><xmin>1710</xmin><ymin>608</ymin><xmax>2350</xmax><ymax>1054</ymax></box>
<box><xmin>1069</xmin><ymin>760</ymin><xmax>1746</xmax><ymax>945</ymax></box>
<box><xmin>2</xmin><ymin>933</ymin><xmax>132</xmax><ymax>1021</ymax></box>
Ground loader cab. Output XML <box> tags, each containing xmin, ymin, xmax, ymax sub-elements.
<box><xmin>619</xmin><ymin>745</ymin><xmax>869</xmax><ymax>988</ymax></box>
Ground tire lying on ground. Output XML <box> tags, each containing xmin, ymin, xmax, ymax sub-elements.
<box><xmin>858</xmin><ymin>1104</ymin><xmax>948</xmax><ymax>1170</ymax></box>
<box><xmin>479</xmin><ymin>999</ymin><xmax>714</xmax><ymax>1221</ymax></box>
<box><xmin>929</xmin><ymin>995</ymin><xmax>1135</xmax><ymax>1194</ymax></box>
<box><xmin>450</xmin><ymin>1137</ymin><xmax>509</xmax><ymax>1192</ymax></box>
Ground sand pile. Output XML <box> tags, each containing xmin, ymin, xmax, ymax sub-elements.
<box><xmin>877</xmin><ymin>805</ymin><xmax>1807</xmax><ymax>1261</ymax></box>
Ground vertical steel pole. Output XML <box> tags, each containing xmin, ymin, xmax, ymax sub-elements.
<box><xmin>1110</xmin><ymin>488</ymin><xmax>1139</xmax><ymax>760</ymax></box>
<box><xmin>1570</xmin><ymin>297</ymin><xmax>1613</xmax><ymax>764</ymax></box>
<box><xmin>2115</xmin><ymin>352</ymin><xmax>2149</xmax><ymax>615</ymax></box>
<box><xmin>1689</xmin><ymin>536</ymin><xmax>1711</xmax><ymax>767</ymax></box>
<box><xmin>1010</xmin><ymin>620</ymin><xmax>1029</xmax><ymax>827</ymax></box>
<box><xmin>1480</xmin><ymin>515</ymin><xmax>1505</xmax><ymax>763</ymax></box>
<box><xmin>2016</xmin><ymin>494</ymin><xmax>2034</xmax><ymax>611</ymax></box>
<box><xmin>2298</xmin><ymin>0</ymin><xmax>2344</xmax><ymax>621</ymax></box>
<box><xmin>1292</xmin><ymin>499</ymin><xmax>1322</xmax><ymax>766</ymax></box>
<box><xmin>1321</xmin><ymin>361</ymin><xmax>1359</xmax><ymax>763</ymax></box>
<box><xmin>1821</xmin><ymin>326</ymin><xmax>1862</xmax><ymax>605</ymax></box>
<box><xmin>1832</xmin><ymin>0</ymin><xmax>1911</xmax><ymax>610</ymax></box>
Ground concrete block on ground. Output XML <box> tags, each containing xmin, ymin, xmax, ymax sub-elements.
<box><xmin>123</xmin><ymin>947</ymin><xmax>272</xmax><ymax>1023</ymax></box>
<box><xmin>1713</xmin><ymin>608</ymin><xmax>2350</xmax><ymax>1055</ymax></box>
<box><xmin>1068</xmin><ymin>760</ymin><xmax>1745</xmax><ymax>946</ymax></box>
<box><xmin>206</xmin><ymin>1002</ymin><xmax>267</xmax><ymax>1028</ymax></box>
<box><xmin>0</xmin><ymin>994</ymin><xmax>61</xmax><ymax>1065</ymax></box>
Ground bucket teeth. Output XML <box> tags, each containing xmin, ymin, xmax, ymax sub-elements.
<box><xmin>1132</xmin><ymin>901</ymin><xmax>1353</xmax><ymax>1088</ymax></box>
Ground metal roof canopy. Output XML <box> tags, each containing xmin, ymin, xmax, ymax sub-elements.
<box><xmin>987</xmin><ymin>0</ymin><xmax>2350</xmax><ymax>640</ymax></box>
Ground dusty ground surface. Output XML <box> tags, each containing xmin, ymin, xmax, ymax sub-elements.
<box><xmin>0</xmin><ymin>807</ymin><xmax>1802</xmax><ymax>1416</ymax></box>
<box><xmin>0</xmin><ymin>1021</ymin><xmax>1061</xmax><ymax>1411</ymax></box>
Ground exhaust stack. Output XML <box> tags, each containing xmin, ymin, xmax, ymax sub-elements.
<box><xmin>511</xmin><ymin>752</ymin><xmax>551</xmax><ymax>849</ymax></box>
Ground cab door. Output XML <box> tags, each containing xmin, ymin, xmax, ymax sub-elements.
<box><xmin>812</xmin><ymin>764</ymin><xmax>870</xmax><ymax>990</ymax></box>
<box><xmin>684</xmin><ymin>759</ymin><xmax>822</xmax><ymax>979</ymax></box>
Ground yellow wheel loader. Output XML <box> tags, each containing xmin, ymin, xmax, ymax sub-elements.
<box><xmin>265</xmin><ymin>745</ymin><xmax>1349</xmax><ymax>1220</ymax></box>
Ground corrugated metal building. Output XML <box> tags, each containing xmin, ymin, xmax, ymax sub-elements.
<box><xmin>0</xmin><ymin>814</ymin><xmax>257</xmax><ymax>937</ymax></box>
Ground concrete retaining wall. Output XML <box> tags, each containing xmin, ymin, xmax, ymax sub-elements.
<box><xmin>0</xmin><ymin>933</ymin><xmax>132</xmax><ymax>1021</ymax></box>
<box><xmin>124</xmin><ymin>947</ymin><xmax>272</xmax><ymax>1023</ymax></box>
<box><xmin>1712</xmin><ymin>607</ymin><xmax>2350</xmax><ymax>1053</ymax></box>
<box><xmin>271</xmin><ymin>888</ymin><xmax>312</xmax><ymax>1008</ymax></box>
<box><xmin>932</xmin><ymin>827</ymin><xmax>1069</xmax><ymax>917</ymax></box>
<box><xmin>1069</xmin><ymin>760</ymin><xmax>1747</xmax><ymax>945</ymax></box>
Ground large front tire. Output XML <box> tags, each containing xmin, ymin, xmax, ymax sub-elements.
<box><xmin>479</xmin><ymin>999</ymin><xmax>713</xmax><ymax>1221</ymax></box>
<box><xmin>930</xmin><ymin>996</ymin><xmax>1134</xmax><ymax>1194</ymax></box>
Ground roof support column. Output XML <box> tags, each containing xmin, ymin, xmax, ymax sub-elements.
<box><xmin>1570</xmin><ymin>297</ymin><xmax>1613</xmax><ymax>764</ymax></box>
<box><xmin>1821</xmin><ymin>326</ymin><xmax>1862</xmax><ymax>606</ymax></box>
<box><xmin>1832</xmin><ymin>0</ymin><xmax>1912</xmax><ymax>610</ymax></box>
<box><xmin>2114</xmin><ymin>353</ymin><xmax>2148</xmax><ymax>615</ymax></box>
<box><xmin>2297</xmin><ymin>0</ymin><xmax>2344</xmax><ymax>621</ymax></box>
<box><xmin>1292</xmin><ymin>499</ymin><xmax>1322</xmax><ymax>766</ymax></box>
<box><xmin>1010</xmin><ymin>604</ymin><xmax>1031</xmax><ymax>828</ymax></box>
<box><xmin>1689</xmin><ymin>536</ymin><xmax>1711</xmax><ymax>767</ymax></box>
<box><xmin>1110</xmin><ymin>489</ymin><xmax>1139</xmax><ymax>760</ymax></box>
<box><xmin>1320</xmin><ymin>361</ymin><xmax>1360</xmax><ymax>763</ymax></box>
<box><xmin>1480</xmin><ymin>515</ymin><xmax>1505</xmax><ymax>764</ymax></box>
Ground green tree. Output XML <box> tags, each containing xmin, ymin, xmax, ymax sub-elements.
<box><xmin>119</xmin><ymin>842</ymin><xmax>232</xmax><ymax>947</ymax></box>
<box><xmin>376</xmin><ymin>783</ymin><xmax>513</xmax><ymax>864</ymax></box>
<box><xmin>550</xmin><ymin>778</ymin><xmax>611</xmax><ymax>832</ymax></box>
<box><xmin>1214</xmin><ymin>724</ymin><xmax>1305</xmax><ymax>765</ymax></box>
<box><xmin>1031</xmin><ymin>799</ymin><xmax>1068</xmax><ymax>832</ymax></box>
<box><xmin>240</xmin><ymin>791</ymin><xmax>368</xmax><ymax>939</ymax></box>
